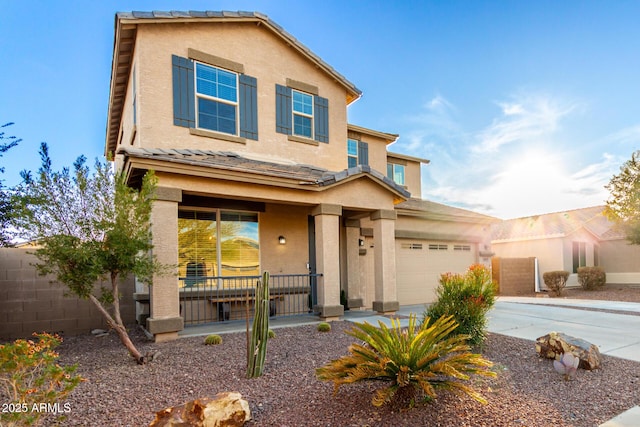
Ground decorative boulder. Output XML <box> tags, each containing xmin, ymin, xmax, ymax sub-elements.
<box><xmin>149</xmin><ymin>392</ymin><xmax>251</xmax><ymax>427</ymax></box>
<box><xmin>535</xmin><ymin>331</ymin><xmax>602</xmax><ymax>370</ymax></box>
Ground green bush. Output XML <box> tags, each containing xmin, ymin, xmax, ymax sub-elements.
<box><xmin>204</xmin><ymin>334</ymin><xmax>222</xmax><ymax>345</ymax></box>
<box><xmin>577</xmin><ymin>266</ymin><xmax>606</xmax><ymax>290</ymax></box>
<box><xmin>543</xmin><ymin>270</ymin><xmax>570</xmax><ymax>296</ymax></box>
<box><xmin>423</xmin><ymin>264</ymin><xmax>496</xmax><ymax>346</ymax></box>
<box><xmin>316</xmin><ymin>314</ymin><xmax>496</xmax><ymax>407</ymax></box>
<box><xmin>0</xmin><ymin>333</ymin><xmax>83</xmax><ymax>426</ymax></box>
<box><xmin>268</xmin><ymin>329</ymin><xmax>276</xmax><ymax>339</ymax></box>
<box><xmin>317</xmin><ymin>322</ymin><xmax>331</xmax><ymax>332</ymax></box>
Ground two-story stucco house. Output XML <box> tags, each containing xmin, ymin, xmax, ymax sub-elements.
<box><xmin>106</xmin><ymin>11</ymin><xmax>496</xmax><ymax>342</ymax></box>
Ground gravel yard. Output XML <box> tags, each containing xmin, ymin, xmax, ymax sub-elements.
<box><xmin>41</xmin><ymin>285</ymin><xmax>640</xmax><ymax>425</ymax></box>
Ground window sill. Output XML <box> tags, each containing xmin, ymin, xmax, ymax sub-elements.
<box><xmin>190</xmin><ymin>128</ymin><xmax>247</xmax><ymax>144</ymax></box>
<box><xmin>288</xmin><ymin>134</ymin><xmax>319</xmax><ymax>146</ymax></box>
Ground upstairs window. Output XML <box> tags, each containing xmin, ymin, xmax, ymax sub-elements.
<box><xmin>276</xmin><ymin>83</ymin><xmax>329</xmax><ymax>143</ymax></box>
<box><xmin>347</xmin><ymin>138</ymin><xmax>368</xmax><ymax>167</ymax></box>
<box><xmin>172</xmin><ymin>53</ymin><xmax>258</xmax><ymax>140</ymax></box>
<box><xmin>347</xmin><ymin>139</ymin><xmax>358</xmax><ymax>167</ymax></box>
<box><xmin>292</xmin><ymin>90</ymin><xmax>313</xmax><ymax>138</ymax></box>
<box><xmin>195</xmin><ymin>62</ymin><xmax>238</xmax><ymax>135</ymax></box>
<box><xmin>387</xmin><ymin>163</ymin><xmax>405</xmax><ymax>185</ymax></box>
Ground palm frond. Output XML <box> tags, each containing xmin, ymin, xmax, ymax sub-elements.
<box><xmin>316</xmin><ymin>314</ymin><xmax>496</xmax><ymax>407</ymax></box>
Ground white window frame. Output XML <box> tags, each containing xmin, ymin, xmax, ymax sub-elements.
<box><xmin>292</xmin><ymin>89</ymin><xmax>314</xmax><ymax>138</ymax></box>
<box><xmin>387</xmin><ymin>163</ymin><xmax>406</xmax><ymax>186</ymax></box>
<box><xmin>194</xmin><ymin>61</ymin><xmax>239</xmax><ymax>136</ymax></box>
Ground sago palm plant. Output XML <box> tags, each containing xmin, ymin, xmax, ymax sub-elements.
<box><xmin>316</xmin><ymin>314</ymin><xmax>496</xmax><ymax>407</ymax></box>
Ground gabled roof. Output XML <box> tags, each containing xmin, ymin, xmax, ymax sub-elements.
<box><xmin>491</xmin><ymin>205</ymin><xmax>625</xmax><ymax>242</ymax></box>
<box><xmin>106</xmin><ymin>11</ymin><xmax>362</xmax><ymax>156</ymax></box>
<box><xmin>395</xmin><ymin>198</ymin><xmax>499</xmax><ymax>224</ymax></box>
<box><xmin>118</xmin><ymin>147</ymin><xmax>410</xmax><ymax>200</ymax></box>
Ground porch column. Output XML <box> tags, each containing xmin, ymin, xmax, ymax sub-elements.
<box><xmin>312</xmin><ymin>204</ymin><xmax>344</xmax><ymax>320</ymax></box>
<box><xmin>147</xmin><ymin>187</ymin><xmax>184</xmax><ymax>342</ymax></box>
<box><xmin>344</xmin><ymin>218</ymin><xmax>364</xmax><ymax>309</ymax></box>
<box><xmin>371</xmin><ymin>209</ymin><xmax>400</xmax><ymax>314</ymax></box>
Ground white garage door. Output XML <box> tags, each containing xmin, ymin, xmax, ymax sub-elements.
<box><xmin>396</xmin><ymin>240</ymin><xmax>477</xmax><ymax>305</ymax></box>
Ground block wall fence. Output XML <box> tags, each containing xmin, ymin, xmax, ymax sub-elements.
<box><xmin>492</xmin><ymin>257</ymin><xmax>536</xmax><ymax>295</ymax></box>
<box><xmin>0</xmin><ymin>248</ymin><xmax>135</xmax><ymax>340</ymax></box>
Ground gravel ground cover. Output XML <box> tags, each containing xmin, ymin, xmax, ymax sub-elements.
<box><xmin>42</xmin><ymin>286</ymin><xmax>640</xmax><ymax>425</ymax></box>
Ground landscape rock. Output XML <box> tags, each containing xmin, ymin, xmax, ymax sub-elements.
<box><xmin>535</xmin><ymin>331</ymin><xmax>602</xmax><ymax>370</ymax></box>
<box><xmin>149</xmin><ymin>392</ymin><xmax>251</xmax><ymax>427</ymax></box>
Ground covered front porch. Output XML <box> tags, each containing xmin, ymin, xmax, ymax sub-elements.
<box><xmin>121</xmin><ymin>148</ymin><xmax>408</xmax><ymax>341</ymax></box>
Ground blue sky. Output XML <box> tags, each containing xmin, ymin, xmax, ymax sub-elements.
<box><xmin>2</xmin><ymin>1</ymin><xmax>639</xmax><ymax>219</ymax></box>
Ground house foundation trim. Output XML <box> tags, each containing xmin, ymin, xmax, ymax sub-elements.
<box><xmin>146</xmin><ymin>316</ymin><xmax>184</xmax><ymax>335</ymax></box>
<box><xmin>372</xmin><ymin>300</ymin><xmax>400</xmax><ymax>313</ymax></box>
<box><xmin>319</xmin><ymin>304</ymin><xmax>344</xmax><ymax>319</ymax></box>
<box><xmin>348</xmin><ymin>298</ymin><xmax>364</xmax><ymax>308</ymax></box>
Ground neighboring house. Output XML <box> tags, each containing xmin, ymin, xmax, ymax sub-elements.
<box><xmin>492</xmin><ymin>205</ymin><xmax>640</xmax><ymax>289</ymax></box>
<box><xmin>106</xmin><ymin>11</ymin><xmax>496</xmax><ymax>342</ymax></box>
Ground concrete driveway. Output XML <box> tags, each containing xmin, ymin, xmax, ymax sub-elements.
<box><xmin>488</xmin><ymin>296</ymin><xmax>640</xmax><ymax>362</ymax></box>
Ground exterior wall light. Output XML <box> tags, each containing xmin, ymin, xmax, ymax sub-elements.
<box><xmin>359</xmin><ymin>238</ymin><xmax>365</xmax><ymax>247</ymax></box>
<box><xmin>278</xmin><ymin>235</ymin><xmax>286</xmax><ymax>245</ymax></box>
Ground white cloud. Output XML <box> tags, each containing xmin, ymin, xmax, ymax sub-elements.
<box><xmin>399</xmin><ymin>90</ymin><xmax>627</xmax><ymax>218</ymax></box>
<box><xmin>474</xmin><ymin>94</ymin><xmax>580</xmax><ymax>153</ymax></box>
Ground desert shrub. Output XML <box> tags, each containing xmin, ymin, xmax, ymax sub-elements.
<box><xmin>316</xmin><ymin>314</ymin><xmax>496</xmax><ymax>407</ymax></box>
<box><xmin>423</xmin><ymin>264</ymin><xmax>496</xmax><ymax>346</ymax></box>
<box><xmin>577</xmin><ymin>267</ymin><xmax>606</xmax><ymax>290</ymax></box>
<box><xmin>268</xmin><ymin>329</ymin><xmax>276</xmax><ymax>339</ymax></box>
<box><xmin>317</xmin><ymin>322</ymin><xmax>331</xmax><ymax>332</ymax></box>
<box><xmin>0</xmin><ymin>333</ymin><xmax>83</xmax><ymax>426</ymax></box>
<box><xmin>204</xmin><ymin>334</ymin><xmax>222</xmax><ymax>345</ymax></box>
<box><xmin>543</xmin><ymin>270</ymin><xmax>570</xmax><ymax>296</ymax></box>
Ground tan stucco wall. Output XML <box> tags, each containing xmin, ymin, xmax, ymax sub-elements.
<box><xmin>493</xmin><ymin>230</ymin><xmax>599</xmax><ymax>288</ymax></box>
<box><xmin>260</xmin><ymin>204</ymin><xmax>310</xmax><ymax>275</ymax></box>
<box><xmin>493</xmin><ymin>237</ymin><xmax>564</xmax><ymax>279</ymax></box>
<box><xmin>118</xmin><ymin>61</ymin><xmax>138</xmax><ymax>150</ymax></box>
<box><xmin>599</xmin><ymin>239</ymin><xmax>640</xmax><ymax>271</ymax></box>
<box><xmin>128</xmin><ymin>22</ymin><xmax>350</xmax><ymax>172</ymax></box>
<box><xmin>403</xmin><ymin>160</ymin><xmax>422</xmax><ymax>197</ymax></box>
<box><xmin>153</xmin><ymin>170</ymin><xmax>397</xmax><ymax>212</ymax></box>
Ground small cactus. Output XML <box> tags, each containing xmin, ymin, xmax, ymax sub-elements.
<box><xmin>317</xmin><ymin>322</ymin><xmax>331</xmax><ymax>332</ymax></box>
<box><xmin>204</xmin><ymin>334</ymin><xmax>222</xmax><ymax>345</ymax></box>
<box><xmin>268</xmin><ymin>329</ymin><xmax>276</xmax><ymax>339</ymax></box>
<box><xmin>553</xmin><ymin>352</ymin><xmax>579</xmax><ymax>380</ymax></box>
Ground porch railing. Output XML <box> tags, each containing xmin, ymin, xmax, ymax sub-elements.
<box><xmin>179</xmin><ymin>273</ymin><xmax>322</xmax><ymax>326</ymax></box>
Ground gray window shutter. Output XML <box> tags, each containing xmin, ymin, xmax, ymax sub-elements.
<box><xmin>239</xmin><ymin>74</ymin><xmax>258</xmax><ymax>140</ymax></box>
<box><xmin>172</xmin><ymin>55</ymin><xmax>195</xmax><ymax>128</ymax></box>
<box><xmin>275</xmin><ymin>84</ymin><xmax>292</xmax><ymax>135</ymax></box>
<box><xmin>314</xmin><ymin>95</ymin><xmax>329</xmax><ymax>143</ymax></box>
<box><xmin>358</xmin><ymin>141</ymin><xmax>369</xmax><ymax>166</ymax></box>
